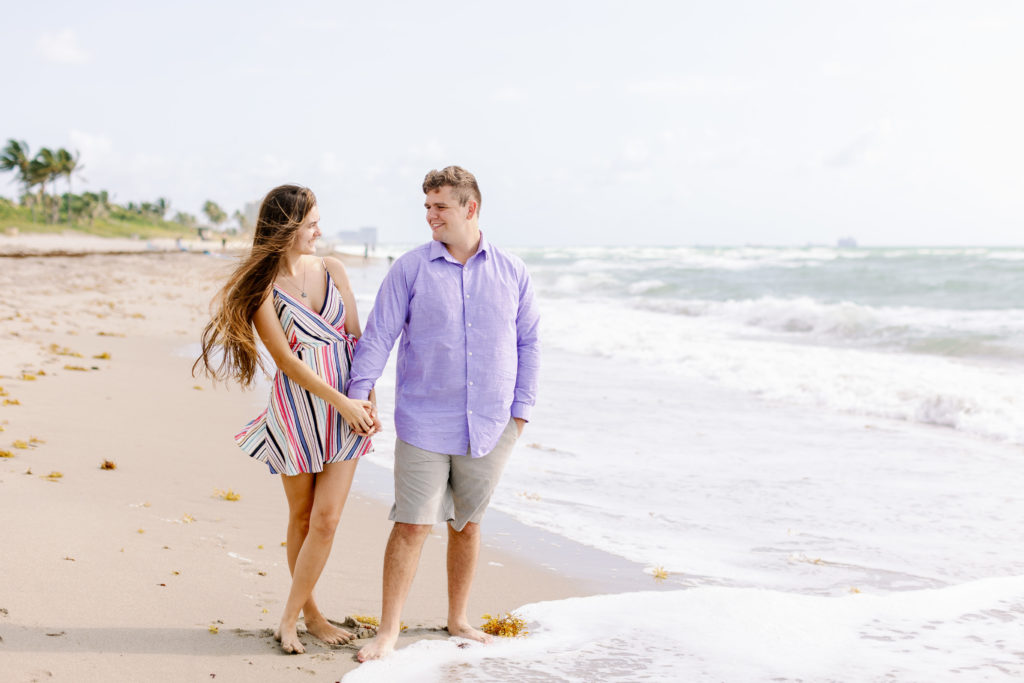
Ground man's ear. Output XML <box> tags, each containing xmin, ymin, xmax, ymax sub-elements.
<box><xmin>467</xmin><ymin>201</ymin><xmax>478</xmax><ymax>220</ymax></box>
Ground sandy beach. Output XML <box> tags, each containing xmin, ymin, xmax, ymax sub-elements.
<box><xmin>5</xmin><ymin>237</ymin><xmax>1023</xmax><ymax>681</ymax></box>
<box><xmin>0</xmin><ymin>242</ymin><xmax>601</xmax><ymax>681</ymax></box>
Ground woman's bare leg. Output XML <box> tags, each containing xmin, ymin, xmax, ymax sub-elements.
<box><xmin>279</xmin><ymin>473</ymin><xmax>339</xmax><ymax>635</ymax></box>
<box><xmin>276</xmin><ymin>460</ymin><xmax>358</xmax><ymax>653</ymax></box>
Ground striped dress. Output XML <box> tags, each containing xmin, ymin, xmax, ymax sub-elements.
<box><xmin>235</xmin><ymin>267</ymin><xmax>372</xmax><ymax>475</ymax></box>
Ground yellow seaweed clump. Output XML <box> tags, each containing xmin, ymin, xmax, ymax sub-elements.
<box><xmin>48</xmin><ymin>344</ymin><xmax>83</xmax><ymax>357</ymax></box>
<box><xmin>0</xmin><ymin>449</ymin><xmax>13</xmax><ymax>458</ymax></box>
<box><xmin>214</xmin><ymin>488</ymin><xmax>241</xmax><ymax>501</ymax></box>
<box><xmin>481</xmin><ymin>612</ymin><xmax>529</xmax><ymax>638</ymax></box>
<box><xmin>44</xmin><ymin>471</ymin><xmax>63</xmax><ymax>481</ymax></box>
<box><xmin>100</xmin><ymin>460</ymin><xmax>117</xmax><ymax>470</ymax></box>
<box><xmin>93</xmin><ymin>352</ymin><xmax>111</xmax><ymax>360</ymax></box>
<box><xmin>652</xmin><ymin>566</ymin><xmax>669</xmax><ymax>581</ymax></box>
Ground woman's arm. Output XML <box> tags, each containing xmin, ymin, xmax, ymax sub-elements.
<box><xmin>324</xmin><ymin>257</ymin><xmax>363</xmax><ymax>339</ymax></box>
<box><xmin>252</xmin><ymin>294</ymin><xmax>375</xmax><ymax>433</ymax></box>
<box><xmin>324</xmin><ymin>257</ymin><xmax>381</xmax><ymax>434</ymax></box>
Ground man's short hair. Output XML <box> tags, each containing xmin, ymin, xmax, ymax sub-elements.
<box><xmin>422</xmin><ymin>166</ymin><xmax>481</xmax><ymax>213</ymax></box>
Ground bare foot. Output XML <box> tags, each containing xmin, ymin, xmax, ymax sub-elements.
<box><xmin>274</xmin><ymin>622</ymin><xmax>305</xmax><ymax>654</ymax></box>
<box><xmin>447</xmin><ymin>622</ymin><xmax>494</xmax><ymax>644</ymax></box>
<box><xmin>305</xmin><ymin>617</ymin><xmax>354</xmax><ymax>646</ymax></box>
<box><xmin>357</xmin><ymin>629</ymin><xmax>399</xmax><ymax>662</ymax></box>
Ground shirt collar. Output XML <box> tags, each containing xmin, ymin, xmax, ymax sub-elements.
<box><xmin>429</xmin><ymin>230</ymin><xmax>490</xmax><ymax>263</ymax></box>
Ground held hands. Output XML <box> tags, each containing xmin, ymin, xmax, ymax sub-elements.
<box><xmin>337</xmin><ymin>397</ymin><xmax>379</xmax><ymax>436</ymax></box>
<box><xmin>359</xmin><ymin>404</ymin><xmax>383</xmax><ymax>437</ymax></box>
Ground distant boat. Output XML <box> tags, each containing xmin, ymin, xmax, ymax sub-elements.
<box><xmin>837</xmin><ymin>236</ymin><xmax>858</xmax><ymax>248</ymax></box>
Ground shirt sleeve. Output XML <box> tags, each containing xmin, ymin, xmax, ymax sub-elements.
<box><xmin>347</xmin><ymin>260</ymin><xmax>411</xmax><ymax>400</ymax></box>
<box><xmin>511</xmin><ymin>264</ymin><xmax>540</xmax><ymax>421</ymax></box>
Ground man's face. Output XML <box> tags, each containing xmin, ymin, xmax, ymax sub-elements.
<box><xmin>425</xmin><ymin>186</ymin><xmax>474</xmax><ymax>245</ymax></box>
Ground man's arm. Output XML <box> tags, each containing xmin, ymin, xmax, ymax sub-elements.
<box><xmin>347</xmin><ymin>261</ymin><xmax>411</xmax><ymax>401</ymax></box>
<box><xmin>511</xmin><ymin>264</ymin><xmax>540</xmax><ymax>434</ymax></box>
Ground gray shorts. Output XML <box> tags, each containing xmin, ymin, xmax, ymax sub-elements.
<box><xmin>390</xmin><ymin>419</ymin><xmax>518</xmax><ymax>532</ymax></box>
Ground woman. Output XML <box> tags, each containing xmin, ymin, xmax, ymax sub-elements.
<box><xmin>194</xmin><ymin>184</ymin><xmax>377</xmax><ymax>654</ymax></box>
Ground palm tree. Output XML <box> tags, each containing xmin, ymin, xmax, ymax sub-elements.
<box><xmin>0</xmin><ymin>139</ymin><xmax>36</xmax><ymax>221</ymax></box>
<box><xmin>55</xmin><ymin>148</ymin><xmax>83</xmax><ymax>223</ymax></box>
<box><xmin>173</xmin><ymin>211</ymin><xmax>197</xmax><ymax>228</ymax></box>
<box><xmin>30</xmin><ymin>148</ymin><xmax>63</xmax><ymax>223</ymax></box>
<box><xmin>154</xmin><ymin>197</ymin><xmax>170</xmax><ymax>220</ymax></box>
<box><xmin>203</xmin><ymin>200</ymin><xmax>227</xmax><ymax>229</ymax></box>
<box><xmin>80</xmin><ymin>191</ymin><xmax>109</xmax><ymax>225</ymax></box>
<box><xmin>232</xmin><ymin>208</ymin><xmax>251</xmax><ymax>233</ymax></box>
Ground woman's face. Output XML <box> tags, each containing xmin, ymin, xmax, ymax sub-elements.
<box><xmin>290</xmin><ymin>204</ymin><xmax>321</xmax><ymax>254</ymax></box>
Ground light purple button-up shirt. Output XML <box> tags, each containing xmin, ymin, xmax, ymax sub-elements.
<box><xmin>348</xmin><ymin>234</ymin><xmax>540</xmax><ymax>457</ymax></box>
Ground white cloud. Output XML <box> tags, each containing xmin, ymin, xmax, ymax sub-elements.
<box><xmin>68</xmin><ymin>130</ymin><xmax>113</xmax><ymax>181</ymax></box>
<box><xmin>320</xmin><ymin>151</ymin><xmax>342</xmax><ymax>175</ymax></box>
<box><xmin>627</xmin><ymin>77</ymin><xmax>753</xmax><ymax>98</ymax></box>
<box><xmin>824</xmin><ymin>120</ymin><xmax>893</xmax><ymax>168</ymax></box>
<box><xmin>405</xmin><ymin>139</ymin><xmax>446</xmax><ymax>163</ymax></box>
<box><xmin>621</xmin><ymin>138</ymin><xmax>650</xmax><ymax>165</ymax></box>
<box><xmin>36</xmin><ymin>29</ymin><xmax>90</xmax><ymax>64</ymax></box>
<box><xmin>253</xmin><ymin>155</ymin><xmax>294</xmax><ymax>180</ymax></box>
<box><xmin>490</xmin><ymin>86</ymin><xmax>528</xmax><ymax>103</ymax></box>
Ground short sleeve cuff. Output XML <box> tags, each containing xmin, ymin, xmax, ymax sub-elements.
<box><xmin>511</xmin><ymin>401</ymin><xmax>531</xmax><ymax>421</ymax></box>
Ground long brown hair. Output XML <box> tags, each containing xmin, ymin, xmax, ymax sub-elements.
<box><xmin>193</xmin><ymin>184</ymin><xmax>317</xmax><ymax>386</ymax></box>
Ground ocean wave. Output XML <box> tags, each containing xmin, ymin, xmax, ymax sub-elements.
<box><xmin>626</xmin><ymin>279</ymin><xmax>669</xmax><ymax>295</ymax></box>
<box><xmin>631</xmin><ymin>295</ymin><xmax>1024</xmax><ymax>357</ymax></box>
<box><xmin>538</xmin><ymin>297</ymin><xmax>1024</xmax><ymax>445</ymax></box>
<box><xmin>342</xmin><ymin>580</ymin><xmax>1024</xmax><ymax>682</ymax></box>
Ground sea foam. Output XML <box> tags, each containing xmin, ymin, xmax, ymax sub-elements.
<box><xmin>343</xmin><ymin>579</ymin><xmax>1024</xmax><ymax>682</ymax></box>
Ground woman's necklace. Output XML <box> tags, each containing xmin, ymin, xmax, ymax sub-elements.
<box><xmin>282</xmin><ymin>261</ymin><xmax>308</xmax><ymax>298</ymax></box>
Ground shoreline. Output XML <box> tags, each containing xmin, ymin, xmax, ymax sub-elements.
<box><xmin>0</xmin><ymin>249</ymin><xmax>601</xmax><ymax>681</ymax></box>
<box><xmin>352</xmin><ymin>457</ymin><xmax>672</xmax><ymax>595</ymax></box>
<box><xmin>0</xmin><ymin>232</ymin><xmax>386</xmax><ymax>266</ymax></box>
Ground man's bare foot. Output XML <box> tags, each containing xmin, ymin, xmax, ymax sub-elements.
<box><xmin>274</xmin><ymin>622</ymin><xmax>305</xmax><ymax>654</ymax></box>
<box><xmin>305</xmin><ymin>617</ymin><xmax>354</xmax><ymax>646</ymax></box>
<box><xmin>357</xmin><ymin>629</ymin><xmax>400</xmax><ymax>662</ymax></box>
<box><xmin>447</xmin><ymin>622</ymin><xmax>494</xmax><ymax>644</ymax></box>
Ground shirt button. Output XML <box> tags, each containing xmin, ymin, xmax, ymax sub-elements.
<box><xmin>469</xmin><ymin>381</ymin><xmax>474</xmax><ymax>386</ymax></box>
<box><xmin>468</xmin><ymin>410</ymin><xmax>473</xmax><ymax>414</ymax></box>
<box><xmin>468</xmin><ymin>351</ymin><xmax>473</xmax><ymax>356</ymax></box>
<box><xmin>467</xmin><ymin>322</ymin><xmax>472</xmax><ymax>327</ymax></box>
<box><xmin>465</xmin><ymin>294</ymin><xmax>470</xmax><ymax>299</ymax></box>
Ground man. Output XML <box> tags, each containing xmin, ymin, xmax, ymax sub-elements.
<box><xmin>348</xmin><ymin>165</ymin><xmax>539</xmax><ymax>661</ymax></box>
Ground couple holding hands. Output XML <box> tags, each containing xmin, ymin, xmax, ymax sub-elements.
<box><xmin>195</xmin><ymin>166</ymin><xmax>539</xmax><ymax>662</ymax></box>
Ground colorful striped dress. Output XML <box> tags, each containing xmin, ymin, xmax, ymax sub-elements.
<box><xmin>235</xmin><ymin>267</ymin><xmax>372</xmax><ymax>475</ymax></box>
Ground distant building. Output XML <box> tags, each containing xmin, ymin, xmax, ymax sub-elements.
<box><xmin>337</xmin><ymin>226</ymin><xmax>378</xmax><ymax>249</ymax></box>
<box><xmin>837</xmin><ymin>236</ymin><xmax>858</xmax><ymax>248</ymax></box>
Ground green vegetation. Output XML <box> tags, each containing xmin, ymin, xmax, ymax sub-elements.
<box><xmin>0</xmin><ymin>138</ymin><xmax>243</xmax><ymax>239</ymax></box>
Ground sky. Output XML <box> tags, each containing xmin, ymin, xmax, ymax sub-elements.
<box><xmin>3</xmin><ymin>1</ymin><xmax>1023</xmax><ymax>247</ymax></box>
